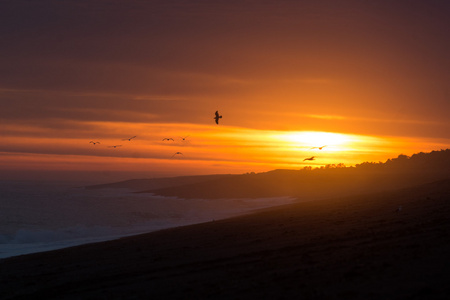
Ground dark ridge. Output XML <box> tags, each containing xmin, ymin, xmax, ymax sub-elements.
<box><xmin>86</xmin><ymin>174</ymin><xmax>236</xmax><ymax>191</ymax></box>
<box><xmin>144</xmin><ymin>149</ymin><xmax>450</xmax><ymax>199</ymax></box>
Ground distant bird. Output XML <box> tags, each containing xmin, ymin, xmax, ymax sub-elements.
<box><xmin>162</xmin><ymin>138</ymin><xmax>174</xmax><ymax>141</ymax></box>
<box><xmin>108</xmin><ymin>145</ymin><xmax>122</xmax><ymax>148</ymax></box>
<box><xmin>180</xmin><ymin>135</ymin><xmax>189</xmax><ymax>141</ymax></box>
<box><xmin>122</xmin><ymin>136</ymin><xmax>136</xmax><ymax>141</ymax></box>
<box><xmin>89</xmin><ymin>141</ymin><xmax>100</xmax><ymax>145</ymax></box>
<box><xmin>214</xmin><ymin>110</ymin><xmax>222</xmax><ymax>124</ymax></box>
<box><xmin>311</xmin><ymin>145</ymin><xmax>327</xmax><ymax>150</ymax></box>
<box><xmin>171</xmin><ymin>152</ymin><xmax>184</xmax><ymax>158</ymax></box>
<box><xmin>303</xmin><ymin>156</ymin><xmax>316</xmax><ymax>161</ymax></box>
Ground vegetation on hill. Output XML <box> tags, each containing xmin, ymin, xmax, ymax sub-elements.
<box><xmin>146</xmin><ymin>149</ymin><xmax>450</xmax><ymax>199</ymax></box>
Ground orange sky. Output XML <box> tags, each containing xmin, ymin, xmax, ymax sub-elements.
<box><xmin>1</xmin><ymin>1</ymin><xmax>449</xmax><ymax>181</ymax></box>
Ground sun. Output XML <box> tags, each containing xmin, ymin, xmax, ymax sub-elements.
<box><xmin>279</xmin><ymin>131</ymin><xmax>351</xmax><ymax>150</ymax></box>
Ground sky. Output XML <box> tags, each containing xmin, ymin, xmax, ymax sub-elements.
<box><xmin>1</xmin><ymin>0</ymin><xmax>449</xmax><ymax>181</ymax></box>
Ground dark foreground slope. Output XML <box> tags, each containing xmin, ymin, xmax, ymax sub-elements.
<box><xmin>1</xmin><ymin>180</ymin><xmax>449</xmax><ymax>299</ymax></box>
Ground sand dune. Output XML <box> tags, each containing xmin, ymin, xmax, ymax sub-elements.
<box><xmin>1</xmin><ymin>179</ymin><xmax>449</xmax><ymax>299</ymax></box>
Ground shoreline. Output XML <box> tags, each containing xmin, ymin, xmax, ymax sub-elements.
<box><xmin>0</xmin><ymin>196</ymin><xmax>298</xmax><ymax>260</ymax></box>
<box><xmin>1</xmin><ymin>180</ymin><xmax>449</xmax><ymax>299</ymax></box>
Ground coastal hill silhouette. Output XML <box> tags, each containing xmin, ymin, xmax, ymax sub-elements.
<box><xmin>132</xmin><ymin>149</ymin><xmax>450</xmax><ymax>199</ymax></box>
<box><xmin>88</xmin><ymin>149</ymin><xmax>450</xmax><ymax>200</ymax></box>
<box><xmin>87</xmin><ymin>174</ymin><xmax>234</xmax><ymax>191</ymax></box>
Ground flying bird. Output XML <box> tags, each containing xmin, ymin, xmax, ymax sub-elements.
<box><xmin>122</xmin><ymin>136</ymin><xmax>136</xmax><ymax>141</ymax></box>
<box><xmin>311</xmin><ymin>145</ymin><xmax>327</xmax><ymax>150</ymax></box>
<box><xmin>108</xmin><ymin>145</ymin><xmax>122</xmax><ymax>148</ymax></box>
<box><xmin>89</xmin><ymin>141</ymin><xmax>100</xmax><ymax>145</ymax></box>
<box><xmin>171</xmin><ymin>152</ymin><xmax>184</xmax><ymax>158</ymax></box>
<box><xmin>162</xmin><ymin>138</ymin><xmax>174</xmax><ymax>141</ymax></box>
<box><xmin>180</xmin><ymin>135</ymin><xmax>189</xmax><ymax>141</ymax></box>
<box><xmin>303</xmin><ymin>156</ymin><xmax>316</xmax><ymax>161</ymax></box>
<box><xmin>214</xmin><ymin>111</ymin><xmax>222</xmax><ymax>124</ymax></box>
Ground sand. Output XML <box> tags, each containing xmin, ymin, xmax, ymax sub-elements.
<box><xmin>1</xmin><ymin>179</ymin><xmax>449</xmax><ymax>299</ymax></box>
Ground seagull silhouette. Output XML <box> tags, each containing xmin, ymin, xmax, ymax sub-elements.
<box><xmin>122</xmin><ymin>136</ymin><xmax>136</xmax><ymax>141</ymax></box>
<box><xmin>303</xmin><ymin>156</ymin><xmax>316</xmax><ymax>161</ymax></box>
<box><xmin>162</xmin><ymin>138</ymin><xmax>174</xmax><ymax>141</ymax></box>
<box><xmin>171</xmin><ymin>152</ymin><xmax>184</xmax><ymax>158</ymax></box>
<box><xmin>180</xmin><ymin>135</ymin><xmax>189</xmax><ymax>141</ymax></box>
<box><xmin>89</xmin><ymin>141</ymin><xmax>100</xmax><ymax>145</ymax></box>
<box><xmin>311</xmin><ymin>145</ymin><xmax>327</xmax><ymax>150</ymax></box>
<box><xmin>108</xmin><ymin>145</ymin><xmax>122</xmax><ymax>148</ymax></box>
<box><xmin>214</xmin><ymin>111</ymin><xmax>222</xmax><ymax>124</ymax></box>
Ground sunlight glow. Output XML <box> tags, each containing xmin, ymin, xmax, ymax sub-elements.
<box><xmin>276</xmin><ymin>131</ymin><xmax>351</xmax><ymax>150</ymax></box>
<box><xmin>1</xmin><ymin>118</ymin><xmax>449</xmax><ymax>181</ymax></box>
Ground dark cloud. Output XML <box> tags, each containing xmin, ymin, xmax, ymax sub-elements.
<box><xmin>0</xmin><ymin>89</ymin><xmax>209</xmax><ymax>127</ymax></box>
<box><xmin>0</xmin><ymin>0</ymin><xmax>449</xmax><ymax>138</ymax></box>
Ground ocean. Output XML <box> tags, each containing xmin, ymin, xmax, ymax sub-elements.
<box><xmin>0</xmin><ymin>180</ymin><xmax>295</xmax><ymax>259</ymax></box>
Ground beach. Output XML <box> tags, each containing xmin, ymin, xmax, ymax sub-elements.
<box><xmin>1</xmin><ymin>179</ymin><xmax>449</xmax><ymax>299</ymax></box>
<box><xmin>0</xmin><ymin>180</ymin><xmax>296</xmax><ymax>259</ymax></box>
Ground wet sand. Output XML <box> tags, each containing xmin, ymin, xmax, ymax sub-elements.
<box><xmin>1</xmin><ymin>180</ymin><xmax>449</xmax><ymax>299</ymax></box>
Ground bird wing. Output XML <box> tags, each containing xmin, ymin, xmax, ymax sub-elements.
<box><xmin>171</xmin><ymin>152</ymin><xmax>183</xmax><ymax>158</ymax></box>
<box><xmin>215</xmin><ymin>111</ymin><xmax>219</xmax><ymax>117</ymax></box>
